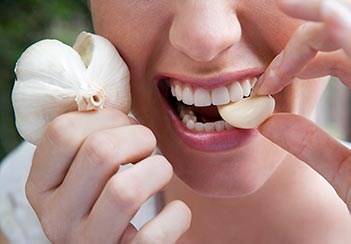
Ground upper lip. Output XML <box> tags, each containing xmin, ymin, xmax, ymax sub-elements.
<box><xmin>155</xmin><ymin>67</ymin><xmax>264</xmax><ymax>89</ymax></box>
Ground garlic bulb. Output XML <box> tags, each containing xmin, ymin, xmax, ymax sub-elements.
<box><xmin>217</xmin><ymin>95</ymin><xmax>275</xmax><ymax>129</ymax></box>
<box><xmin>12</xmin><ymin>31</ymin><xmax>131</xmax><ymax>145</ymax></box>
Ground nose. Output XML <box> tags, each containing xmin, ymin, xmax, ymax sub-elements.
<box><xmin>169</xmin><ymin>1</ymin><xmax>241</xmax><ymax>62</ymax></box>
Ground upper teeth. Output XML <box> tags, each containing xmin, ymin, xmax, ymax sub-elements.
<box><xmin>170</xmin><ymin>78</ymin><xmax>257</xmax><ymax>106</ymax></box>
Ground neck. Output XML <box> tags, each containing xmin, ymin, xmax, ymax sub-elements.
<box><xmin>162</xmin><ymin>154</ymin><xmax>318</xmax><ymax>243</ymax></box>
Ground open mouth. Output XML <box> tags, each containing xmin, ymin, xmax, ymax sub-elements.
<box><xmin>159</xmin><ymin>77</ymin><xmax>257</xmax><ymax>133</ymax></box>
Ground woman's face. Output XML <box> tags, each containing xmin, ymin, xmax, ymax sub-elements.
<box><xmin>90</xmin><ymin>0</ymin><xmax>326</xmax><ymax>197</ymax></box>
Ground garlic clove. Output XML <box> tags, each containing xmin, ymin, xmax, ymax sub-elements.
<box><xmin>12</xmin><ymin>81</ymin><xmax>78</xmax><ymax>145</ymax></box>
<box><xmin>12</xmin><ymin>32</ymin><xmax>131</xmax><ymax>145</ymax></box>
<box><xmin>217</xmin><ymin>95</ymin><xmax>275</xmax><ymax>129</ymax></box>
<box><xmin>15</xmin><ymin>39</ymin><xmax>86</xmax><ymax>90</ymax></box>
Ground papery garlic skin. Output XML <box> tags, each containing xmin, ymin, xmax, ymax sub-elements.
<box><xmin>12</xmin><ymin>32</ymin><xmax>131</xmax><ymax>145</ymax></box>
<box><xmin>217</xmin><ymin>95</ymin><xmax>275</xmax><ymax>129</ymax></box>
<box><xmin>74</xmin><ymin>32</ymin><xmax>130</xmax><ymax>112</ymax></box>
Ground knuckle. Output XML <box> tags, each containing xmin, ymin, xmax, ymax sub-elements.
<box><xmin>151</xmin><ymin>155</ymin><xmax>173</xmax><ymax>179</ymax></box>
<box><xmin>104</xmin><ymin>108</ymin><xmax>131</xmax><ymax>125</ymax></box>
<box><xmin>153</xmin><ymin>154</ymin><xmax>171</xmax><ymax>166</ymax></box>
<box><xmin>134</xmin><ymin>125</ymin><xmax>157</xmax><ymax>147</ymax></box>
<box><xmin>83</xmin><ymin>132</ymin><xmax>115</xmax><ymax>167</ymax></box>
<box><xmin>173</xmin><ymin>200</ymin><xmax>192</xmax><ymax>218</ymax></box>
<box><xmin>24</xmin><ymin>178</ymin><xmax>37</xmax><ymax>206</ymax></box>
<box><xmin>46</xmin><ymin>113</ymin><xmax>77</xmax><ymax>145</ymax></box>
<box><xmin>106</xmin><ymin>177</ymin><xmax>140</xmax><ymax>211</ymax></box>
<box><xmin>24</xmin><ymin>175</ymin><xmax>47</xmax><ymax>213</ymax></box>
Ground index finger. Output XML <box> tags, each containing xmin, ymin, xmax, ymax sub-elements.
<box><xmin>258</xmin><ymin>113</ymin><xmax>351</xmax><ymax>210</ymax></box>
<box><xmin>254</xmin><ymin>0</ymin><xmax>351</xmax><ymax>96</ymax></box>
<box><xmin>279</xmin><ymin>0</ymin><xmax>351</xmax><ymax>57</ymax></box>
<box><xmin>253</xmin><ymin>22</ymin><xmax>337</xmax><ymax>96</ymax></box>
<box><xmin>278</xmin><ymin>0</ymin><xmax>351</xmax><ymax>22</ymax></box>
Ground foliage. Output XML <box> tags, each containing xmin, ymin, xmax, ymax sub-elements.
<box><xmin>0</xmin><ymin>0</ymin><xmax>92</xmax><ymax>161</ymax></box>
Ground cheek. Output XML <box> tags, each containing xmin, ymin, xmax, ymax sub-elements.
<box><xmin>130</xmin><ymin>80</ymin><xmax>159</xmax><ymax>124</ymax></box>
<box><xmin>239</xmin><ymin>0</ymin><xmax>304</xmax><ymax>54</ymax></box>
<box><xmin>91</xmin><ymin>1</ymin><xmax>171</xmax><ymax>120</ymax></box>
<box><xmin>91</xmin><ymin>1</ymin><xmax>161</xmax><ymax>70</ymax></box>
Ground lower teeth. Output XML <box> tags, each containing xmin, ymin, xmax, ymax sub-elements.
<box><xmin>178</xmin><ymin>104</ymin><xmax>233</xmax><ymax>132</ymax></box>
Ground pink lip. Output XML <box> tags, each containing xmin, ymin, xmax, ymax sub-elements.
<box><xmin>168</xmin><ymin>107</ymin><xmax>258</xmax><ymax>152</ymax></box>
<box><xmin>157</xmin><ymin>69</ymin><xmax>261</xmax><ymax>152</ymax></box>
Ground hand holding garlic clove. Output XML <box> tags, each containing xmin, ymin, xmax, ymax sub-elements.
<box><xmin>12</xmin><ymin>32</ymin><xmax>131</xmax><ymax>145</ymax></box>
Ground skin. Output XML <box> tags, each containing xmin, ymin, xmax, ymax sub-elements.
<box><xmin>24</xmin><ymin>0</ymin><xmax>351</xmax><ymax>243</ymax></box>
<box><xmin>0</xmin><ymin>230</ymin><xmax>8</xmax><ymax>244</ymax></box>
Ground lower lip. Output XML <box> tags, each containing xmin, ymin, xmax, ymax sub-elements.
<box><xmin>160</xmin><ymin>93</ymin><xmax>258</xmax><ymax>152</ymax></box>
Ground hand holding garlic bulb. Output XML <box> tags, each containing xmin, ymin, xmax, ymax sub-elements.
<box><xmin>12</xmin><ymin>32</ymin><xmax>131</xmax><ymax>145</ymax></box>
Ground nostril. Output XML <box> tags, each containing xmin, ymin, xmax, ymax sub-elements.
<box><xmin>169</xmin><ymin>27</ymin><xmax>238</xmax><ymax>62</ymax></box>
<box><xmin>169</xmin><ymin>4</ymin><xmax>241</xmax><ymax>62</ymax></box>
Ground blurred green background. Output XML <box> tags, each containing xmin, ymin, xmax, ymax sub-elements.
<box><xmin>0</xmin><ymin>0</ymin><xmax>92</xmax><ymax>161</ymax></box>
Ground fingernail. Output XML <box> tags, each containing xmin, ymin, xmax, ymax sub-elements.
<box><xmin>270</xmin><ymin>51</ymin><xmax>284</xmax><ymax>72</ymax></box>
<box><xmin>254</xmin><ymin>52</ymin><xmax>284</xmax><ymax>95</ymax></box>
<box><xmin>252</xmin><ymin>73</ymin><xmax>264</xmax><ymax>95</ymax></box>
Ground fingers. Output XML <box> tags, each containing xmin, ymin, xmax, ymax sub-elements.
<box><xmin>278</xmin><ymin>0</ymin><xmax>324</xmax><ymax>21</ymax></box>
<box><xmin>81</xmin><ymin>155</ymin><xmax>173</xmax><ymax>243</ymax></box>
<box><xmin>321</xmin><ymin>0</ymin><xmax>351</xmax><ymax>56</ymax></box>
<box><xmin>131</xmin><ymin>200</ymin><xmax>192</xmax><ymax>244</ymax></box>
<box><xmin>50</xmin><ymin>125</ymin><xmax>157</xmax><ymax>222</ymax></box>
<box><xmin>258</xmin><ymin>113</ymin><xmax>351</xmax><ymax>210</ymax></box>
<box><xmin>278</xmin><ymin>0</ymin><xmax>351</xmax><ymax>21</ymax></box>
<box><xmin>25</xmin><ymin>107</ymin><xmax>176</xmax><ymax>243</ymax></box>
<box><xmin>254</xmin><ymin>22</ymin><xmax>337</xmax><ymax>95</ymax></box>
<box><xmin>254</xmin><ymin>0</ymin><xmax>351</xmax><ymax>95</ymax></box>
<box><xmin>279</xmin><ymin>0</ymin><xmax>351</xmax><ymax>56</ymax></box>
<box><xmin>27</xmin><ymin>109</ymin><xmax>130</xmax><ymax>196</ymax></box>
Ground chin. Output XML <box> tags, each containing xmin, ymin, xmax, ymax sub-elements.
<box><xmin>158</xmin><ymin>134</ymin><xmax>287</xmax><ymax>198</ymax></box>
